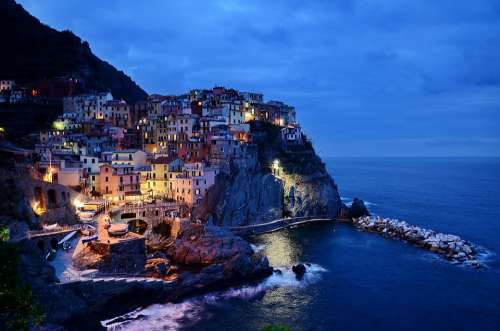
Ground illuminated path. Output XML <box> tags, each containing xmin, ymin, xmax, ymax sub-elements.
<box><xmin>230</xmin><ymin>216</ymin><xmax>335</xmax><ymax>237</ymax></box>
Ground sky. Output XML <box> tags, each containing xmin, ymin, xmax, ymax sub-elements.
<box><xmin>17</xmin><ymin>0</ymin><xmax>500</xmax><ymax>157</ymax></box>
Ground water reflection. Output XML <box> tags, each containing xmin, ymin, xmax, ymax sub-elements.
<box><xmin>251</xmin><ymin>223</ymin><xmax>336</xmax><ymax>267</ymax></box>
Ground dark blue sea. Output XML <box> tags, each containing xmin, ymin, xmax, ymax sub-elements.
<box><xmin>104</xmin><ymin>157</ymin><xmax>500</xmax><ymax>331</ymax></box>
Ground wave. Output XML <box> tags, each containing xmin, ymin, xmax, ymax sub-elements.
<box><xmin>102</xmin><ymin>263</ymin><xmax>327</xmax><ymax>330</ymax></box>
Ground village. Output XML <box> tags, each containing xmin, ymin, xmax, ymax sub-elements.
<box><xmin>0</xmin><ymin>78</ymin><xmax>306</xmax><ymax>276</ymax></box>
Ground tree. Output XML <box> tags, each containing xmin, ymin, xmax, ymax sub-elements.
<box><xmin>0</xmin><ymin>238</ymin><xmax>45</xmax><ymax>331</ymax></box>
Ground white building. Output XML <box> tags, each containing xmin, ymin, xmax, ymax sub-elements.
<box><xmin>0</xmin><ymin>80</ymin><xmax>15</xmax><ymax>91</ymax></box>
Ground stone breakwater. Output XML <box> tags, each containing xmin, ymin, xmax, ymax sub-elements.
<box><xmin>354</xmin><ymin>216</ymin><xmax>482</xmax><ymax>267</ymax></box>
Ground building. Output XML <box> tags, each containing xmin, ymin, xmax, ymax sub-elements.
<box><xmin>98</xmin><ymin>164</ymin><xmax>141</xmax><ymax>201</ymax></box>
<box><xmin>148</xmin><ymin>156</ymin><xmax>184</xmax><ymax>197</ymax></box>
<box><xmin>281</xmin><ymin>126</ymin><xmax>303</xmax><ymax>146</ymax></box>
<box><xmin>106</xmin><ymin>150</ymin><xmax>147</xmax><ymax>170</ymax></box>
<box><xmin>58</xmin><ymin>167</ymin><xmax>84</xmax><ymax>188</ymax></box>
<box><xmin>0</xmin><ymin>80</ymin><xmax>16</xmax><ymax>91</ymax></box>
<box><xmin>172</xmin><ymin>162</ymin><xmax>216</xmax><ymax>207</ymax></box>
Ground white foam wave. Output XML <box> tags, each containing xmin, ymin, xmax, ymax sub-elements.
<box><xmin>102</xmin><ymin>263</ymin><xmax>327</xmax><ymax>330</ymax></box>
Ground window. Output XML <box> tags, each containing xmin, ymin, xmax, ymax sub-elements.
<box><xmin>105</xmin><ymin>176</ymin><xmax>109</xmax><ymax>182</ymax></box>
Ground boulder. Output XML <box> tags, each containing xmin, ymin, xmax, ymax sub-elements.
<box><xmin>292</xmin><ymin>263</ymin><xmax>307</xmax><ymax>280</ymax></box>
<box><xmin>349</xmin><ymin>198</ymin><xmax>371</xmax><ymax>218</ymax></box>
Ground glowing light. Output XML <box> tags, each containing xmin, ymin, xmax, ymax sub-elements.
<box><xmin>31</xmin><ymin>201</ymin><xmax>45</xmax><ymax>216</ymax></box>
<box><xmin>73</xmin><ymin>198</ymin><xmax>84</xmax><ymax>209</ymax></box>
<box><xmin>52</xmin><ymin>120</ymin><xmax>65</xmax><ymax>131</ymax></box>
<box><xmin>43</xmin><ymin>167</ymin><xmax>54</xmax><ymax>183</ymax></box>
<box><xmin>273</xmin><ymin>159</ymin><xmax>280</xmax><ymax>168</ymax></box>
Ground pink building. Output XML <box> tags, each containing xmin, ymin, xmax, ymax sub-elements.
<box><xmin>172</xmin><ymin>162</ymin><xmax>216</xmax><ymax>208</ymax></box>
<box><xmin>99</xmin><ymin>164</ymin><xmax>141</xmax><ymax>201</ymax></box>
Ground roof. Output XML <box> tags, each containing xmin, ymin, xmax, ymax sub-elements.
<box><xmin>112</xmin><ymin>149</ymin><xmax>141</xmax><ymax>154</ymax></box>
<box><xmin>152</xmin><ymin>156</ymin><xmax>179</xmax><ymax>164</ymax></box>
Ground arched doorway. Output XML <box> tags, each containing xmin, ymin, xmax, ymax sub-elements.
<box><xmin>47</xmin><ymin>189</ymin><xmax>57</xmax><ymax>208</ymax></box>
<box><xmin>128</xmin><ymin>219</ymin><xmax>148</xmax><ymax>235</ymax></box>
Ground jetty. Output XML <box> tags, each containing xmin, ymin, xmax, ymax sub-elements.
<box><xmin>353</xmin><ymin>216</ymin><xmax>483</xmax><ymax>267</ymax></box>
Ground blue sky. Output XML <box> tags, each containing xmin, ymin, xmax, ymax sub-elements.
<box><xmin>18</xmin><ymin>0</ymin><xmax>500</xmax><ymax>156</ymax></box>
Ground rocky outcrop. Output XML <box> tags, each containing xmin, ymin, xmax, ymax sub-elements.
<box><xmin>166</xmin><ymin>223</ymin><xmax>272</xmax><ymax>296</ymax></box>
<box><xmin>194</xmin><ymin>121</ymin><xmax>342</xmax><ymax>226</ymax></box>
<box><xmin>339</xmin><ymin>198</ymin><xmax>370</xmax><ymax>220</ymax></box>
<box><xmin>73</xmin><ymin>237</ymin><xmax>146</xmax><ymax>274</ymax></box>
<box><xmin>353</xmin><ymin>216</ymin><xmax>482</xmax><ymax>267</ymax></box>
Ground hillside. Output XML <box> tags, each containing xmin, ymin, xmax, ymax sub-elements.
<box><xmin>0</xmin><ymin>0</ymin><xmax>147</xmax><ymax>103</ymax></box>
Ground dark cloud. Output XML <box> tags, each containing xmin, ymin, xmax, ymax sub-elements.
<box><xmin>17</xmin><ymin>0</ymin><xmax>500</xmax><ymax>156</ymax></box>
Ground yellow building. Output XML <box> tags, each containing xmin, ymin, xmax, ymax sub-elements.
<box><xmin>148</xmin><ymin>157</ymin><xmax>184</xmax><ymax>198</ymax></box>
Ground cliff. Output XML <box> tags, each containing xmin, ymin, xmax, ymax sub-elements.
<box><xmin>194</xmin><ymin>121</ymin><xmax>342</xmax><ymax>226</ymax></box>
<box><xmin>0</xmin><ymin>0</ymin><xmax>147</xmax><ymax>103</ymax></box>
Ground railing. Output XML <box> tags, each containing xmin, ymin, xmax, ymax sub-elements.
<box><xmin>230</xmin><ymin>216</ymin><xmax>334</xmax><ymax>236</ymax></box>
<box><xmin>28</xmin><ymin>224</ymin><xmax>84</xmax><ymax>238</ymax></box>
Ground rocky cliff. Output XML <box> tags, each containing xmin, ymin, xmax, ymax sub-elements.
<box><xmin>194</xmin><ymin>121</ymin><xmax>342</xmax><ymax>226</ymax></box>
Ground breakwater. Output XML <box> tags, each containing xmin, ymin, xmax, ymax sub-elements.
<box><xmin>353</xmin><ymin>216</ymin><xmax>483</xmax><ymax>267</ymax></box>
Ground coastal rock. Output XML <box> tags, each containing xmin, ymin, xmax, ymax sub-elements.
<box><xmin>348</xmin><ymin>198</ymin><xmax>371</xmax><ymax>218</ymax></box>
<box><xmin>353</xmin><ymin>216</ymin><xmax>481</xmax><ymax>266</ymax></box>
<box><xmin>166</xmin><ymin>223</ymin><xmax>272</xmax><ymax>297</ymax></box>
<box><xmin>193</xmin><ymin>121</ymin><xmax>342</xmax><ymax>226</ymax></box>
<box><xmin>73</xmin><ymin>237</ymin><xmax>146</xmax><ymax>274</ymax></box>
<box><xmin>292</xmin><ymin>263</ymin><xmax>307</xmax><ymax>280</ymax></box>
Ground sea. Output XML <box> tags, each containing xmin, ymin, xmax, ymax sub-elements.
<box><xmin>103</xmin><ymin>157</ymin><xmax>500</xmax><ymax>331</ymax></box>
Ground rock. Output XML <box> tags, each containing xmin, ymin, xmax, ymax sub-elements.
<box><xmin>167</xmin><ymin>223</ymin><xmax>272</xmax><ymax>288</ymax></box>
<box><xmin>292</xmin><ymin>263</ymin><xmax>307</xmax><ymax>280</ymax></box>
<box><xmin>349</xmin><ymin>198</ymin><xmax>371</xmax><ymax>218</ymax></box>
<box><xmin>192</xmin><ymin>122</ymin><xmax>342</xmax><ymax>226</ymax></box>
<box><xmin>353</xmin><ymin>216</ymin><xmax>481</xmax><ymax>267</ymax></box>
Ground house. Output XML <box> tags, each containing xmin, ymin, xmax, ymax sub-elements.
<box><xmin>281</xmin><ymin>126</ymin><xmax>303</xmax><ymax>145</ymax></box>
<box><xmin>58</xmin><ymin>167</ymin><xmax>84</xmax><ymax>188</ymax></box>
<box><xmin>98</xmin><ymin>164</ymin><xmax>141</xmax><ymax>201</ymax></box>
<box><xmin>80</xmin><ymin>155</ymin><xmax>100</xmax><ymax>174</ymax></box>
<box><xmin>0</xmin><ymin>80</ymin><xmax>16</xmax><ymax>91</ymax></box>
<box><xmin>109</xmin><ymin>150</ymin><xmax>147</xmax><ymax>170</ymax></box>
<box><xmin>172</xmin><ymin>162</ymin><xmax>216</xmax><ymax>207</ymax></box>
<box><xmin>148</xmin><ymin>156</ymin><xmax>184</xmax><ymax>197</ymax></box>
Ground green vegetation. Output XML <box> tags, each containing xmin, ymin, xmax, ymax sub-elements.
<box><xmin>0</xmin><ymin>227</ymin><xmax>9</xmax><ymax>242</ymax></box>
<box><xmin>0</xmin><ymin>228</ymin><xmax>44</xmax><ymax>331</ymax></box>
<box><xmin>262</xmin><ymin>325</ymin><xmax>290</xmax><ymax>331</ymax></box>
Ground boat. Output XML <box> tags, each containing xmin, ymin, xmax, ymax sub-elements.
<box><xmin>82</xmin><ymin>235</ymin><xmax>98</xmax><ymax>244</ymax></box>
<box><xmin>62</xmin><ymin>241</ymin><xmax>72</xmax><ymax>251</ymax></box>
<box><xmin>57</xmin><ymin>230</ymin><xmax>78</xmax><ymax>246</ymax></box>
